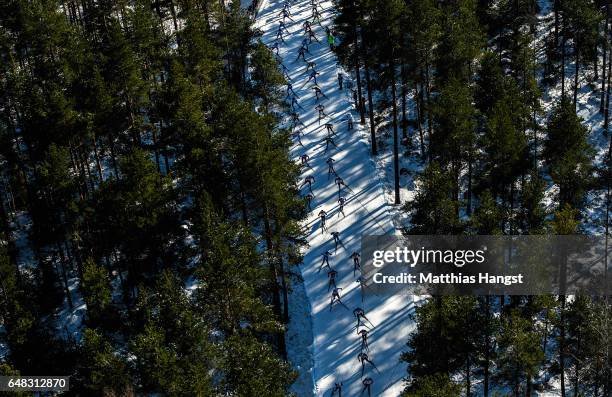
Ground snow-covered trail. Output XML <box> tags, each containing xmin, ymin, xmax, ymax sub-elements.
<box><xmin>255</xmin><ymin>1</ymin><xmax>416</xmax><ymax>395</ymax></box>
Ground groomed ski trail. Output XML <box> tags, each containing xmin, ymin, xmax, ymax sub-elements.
<box><xmin>255</xmin><ymin>0</ymin><xmax>417</xmax><ymax>395</ymax></box>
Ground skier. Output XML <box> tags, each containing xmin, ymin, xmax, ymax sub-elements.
<box><xmin>331</xmin><ymin>231</ymin><xmax>341</xmax><ymax>252</ymax></box>
<box><xmin>327</xmin><ymin>269</ymin><xmax>337</xmax><ymax>291</ymax></box>
<box><xmin>324</xmin><ymin>136</ymin><xmax>337</xmax><ymax>153</ymax></box>
<box><xmin>327</xmin><ymin>33</ymin><xmax>336</xmax><ymax>50</ymax></box>
<box><xmin>351</xmin><ymin>251</ymin><xmax>361</xmax><ymax>276</ymax></box>
<box><xmin>335</xmin><ymin>176</ymin><xmax>345</xmax><ymax>197</ymax></box>
<box><xmin>330</xmin><ymin>382</ymin><xmax>343</xmax><ymax>397</ymax></box>
<box><xmin>338</xmin><ymin>196</ymin><xmax>346</xmax><ymax>217</ymax></box>
<box><xmin>318</xmin><ymin>209</ymin><xmax>327</xmax><ymax>231</ymax></box>
<box><xmin>291</xmin><ymin>96</ymin><xmax>304</xmax><ymax>111</ymax></box>
<box><xmin>346</xmin><ymin>114</ymin><xmax>354</xmax><ymax>130</ymax></box>
<box><xmin>337</xmin><ymin>73</ymin><xmax>344</xmax><ymax>90</ymax></box>
<box><xmin>361</xmin><ymin>378</ymin><xmax>373</xmax><ymax>397</ymax></box>
<box><xmin>356</xmin><ymin>277</ymin><xmax>368</xmax><ymax>302</ymax></box>
<box><xmin>353</xmin><ymin>307</ymin><xmax>374</xmax><ymax>329</ymax></box>
<box><xmin>300</xmin><ymin>38</ymin><xmax>311</xmax><ymax>54</ymax></box>
<box><xmin>278</xmin><ymin>20</ymin><xmax>289</xmax><ymax>34</ymax></box>
<box><xmin>330</xmin><ymin>288</ymin><xmax>349</xmax><ymax>311</ymax></box>
<box><xmin>324</xmin><ymin>122</ymin><xmax>336</xmax><ymax>136</ymax></box>
<box><xmin>326</xmin><ymin>156</ymin><xmax>335</xmax><ymax>176</ymax></box>
<box><xmin>307</xmin><ymin>29</ymin><xmax>320</xmax><ymax>43</ymax></box>
<box><xmin>291</xmin><ymin>129</ymin><xmax>303</xmax><ymax>146</ymax></box>
<box><xmin>278</xmin><ymin>8</ymin><xmax>294</xmax><ymax>22</ymax></box>
<box><xmin>301</xmin><ymin>175</ymin><xmax>315</xmax><ymax>193</ymax></box>
<box><xmin>306</xmin><ymin>69</ymin><xmax>320</xmax><ymax>85</ymax></box>
<box><xmin>357</xmin><ymin>352</ymin><xmax>380</xmax><ymax>377</ymax></box>
<box><xmin>319</xmin><ymin>250</ymin><xmax>332</xmax><ymax>272</ymax></box>
<box><xmin>296</xmin><ymin>46</ymin><xmax>307</xmax><ymax>62</ymax></box>
<box><xmin>269</xmin><ymin>41</ymin><xmax>280</xmax><ymax>55</ymax></box>
<box><xmin>286</xmin><ymin>82</ymin><xmax>298</xmax><ymax>98</ymax></box>
<box><xmin>358</xmin><ymin>329</ymin><xmax>369</xmax><ymax>352</ymax></box>
<box><xmin>305</xmin><ymin>61</ymin><xmax>316</xmax><ymax>72</ymax></box>
<box><xmin>312</xmin><ymin>8</ymin><xmax>322</xmax><ymax>25</ymax></box>
<box><xmin>291</xmin><ymin>112</ymin><xmax>305</xmax><ymax>127</ymax></box>
<box><xmin>276</xmin><ymin>27</ymin><xmax>285</xmax><ymax>42</ymax></box>
<box><xmin>300</xmin><ymin>153</ymin><xmax>311</xmax><ymax>167</ymax></box>
<box><xmin>311</xmin><ymin>85</ymin><xmax>327</xmax><ymax>101</ymax></box>
<box><xmin>304</xmin><ymin>193</ymin><xmax>313</xmax><ymax>211</ymax></box>
<box><xmin>315</xmin><ymin>104</ymin><xmax>327</xmax><ymax>123</ymax></box>
<box><xmin>302</xmin><ymin>20</ymin><xmax>311</xmax><ymax>30</ymax></box>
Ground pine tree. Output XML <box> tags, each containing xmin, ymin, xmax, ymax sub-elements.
<box><xmin>544</xmin><ymin>98</ymin><xmax>594</xmax><ymax>209</ymax></box>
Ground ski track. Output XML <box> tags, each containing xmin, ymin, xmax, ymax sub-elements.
<box><xmin>255</xmin><ymin>1</ymin><xmax>416</xmax><ymax>396</ymax></box>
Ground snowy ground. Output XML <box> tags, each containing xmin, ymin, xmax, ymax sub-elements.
<box><xmin>255</xmin><ymin>1</ymin><xmax>416</xmax><ymax>396</ymax></box>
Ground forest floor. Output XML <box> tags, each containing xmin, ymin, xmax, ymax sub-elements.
<box><xmin>255</xmin><ymin>0</ymin><xmax>416</xmax><ymax>396</ymax></box>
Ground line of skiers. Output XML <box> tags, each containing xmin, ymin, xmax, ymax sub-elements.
<box><xmin>269</xmin><ymin>0</ymin><xmax>380</xmax><ymax>393</ymax></box>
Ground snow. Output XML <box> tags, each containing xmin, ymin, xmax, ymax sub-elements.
<box><xmin>254</xmin><ymin>1</ymin><xmax>416</xmax><ymax>395</ymax></box>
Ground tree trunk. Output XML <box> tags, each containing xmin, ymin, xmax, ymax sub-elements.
<box><xmin>573</xmin><ymin>48</ymin><xmax>579</xmax><ymax>109</ymax></box>
<box><xmin>562</xmin><ymin>36</ymin><xmax>567</xmax><ymax>99</ymax></box>
<box><xmin>390</xmin><ymin>57</ymin><xmax>401</xmax><ymax>205</ymax></box>
<box><xmin>354</xmin><ymin>24</ymin><xmax>366</xmax><ymax>124</ymax></box>
<box><xmin>601</xmin><ymin>6</ymin><xmax>609</xmax><ymax>113</ymax></box>
<box><xmin>263</xmin><ymin>204</ymin><xmax>287</xmax><ymax>359</ymax></box>
<box><xmin>401</xmin><ymin>63</ymin><xmax>407</xmax><ymax>139</ymax></box>
<box><xmin>414</xmin><ymin>82</ymin><xmax>425</xmax><ymax>159</ymax></box>
<box><xmin>364</xmin><ymin>57</ymin><xmax>377</xmax><ymax>155</ymax></box>
<box><xmin>560</xmin><ymin>295</ymin><xmax>567</xmax><ymax>397</ymax></box>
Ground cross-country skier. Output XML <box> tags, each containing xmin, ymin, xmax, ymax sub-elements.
<box><xmin>337</xmin><ymin>73</ymin><xmax>344</xmax><ymax>90</ymax></box>
<box><xmin>356</xmin><ymin>277</ymin><xmax>368</xmax><ymax>302</ymax></box>
<box><xmin>346</xmin><ymin>114</ymin><xmax>354</xmax><ymax>130</ymax></box>
<box><xmin>325</xmin><ymin>122</ymin><xmax>336</xmax><ymax>136</ymax></box>
<box><xmin>335</xmin><ymin>176</ymin><xmax>345</xmax><ymax>196</ymax></box>
<box><xmin>306</xmin><ymin>69</ymin><xmax>320</xmax><ymax>85</ymax></box>
<box><xmin>306</xmin><ymin>61</ymin><xmax>316</xmax><ymax>72</ymax></box>
<box><xmin>331</xmin><ymin>231</ymin><xmax>341</xmax><ymax>252</ymax></box>
<box><xmin>327</xmin><ymin>269</ymin><xmax>337</xmax><ymax>291</ymax></box>
<box><xmin>326</xmin><ymin>156</ymin><xmax>335</xmax><ymax>176</ymax></box>
<box><xmin>327</xmin><ymin>33</ymin><xmax>336</xmax><ymax>50</ymax></box>
<box><xmin>304</xmin><ymin>193</ymin><xmax>313</xmax><ymax>211</ymax></box>
<box><xmin>353</xmin><ymin>307</ymin><xmax>374</xmax><ymax>329</ymax></box>
<box><xmin>301</xmin><ymin>175</ymin><xmax>315</xmax><ymax>193</ymax></box>
<box><xmin>307</xmin><ymin>29</ymin><xmax>320</xmax><ymax>43</ymax></box>
<box><xmin>324</xmin><ymin>136</ymin><xmax>337</xmax><ymax>153</ymax></box>
<box><xmin>319</xmin><ymin>250</ymin><xmax>332</xmax><ymax>272</ymax></box>
<box><xmin>357</xmin><ymin>352</ymin><xmax>380</xmax><ymax>377</ymax></box>
<box><xmin>358</xmin><ymin>329</ymin><xmax>369</xmax><ymax>352</ymax></box>
<box><xmin>296</xmin><ymin>46</ymin><xmax>307</xmax><ymax>62</ymax></box>
<box><xmin>338</xmin><ymin>196</ymin><xmax>346</xmax><ymax>217</ymax></box>
<box><xmin>302</xmin><ymin>20</ymin><xmax>311</xmax><ymax>30</ymax></box>
<box><xmin>315</xmin><ymin>104</ymin><xmax>327</xmax><ymax>123</ymax></box>
<box><xmin>269</xmin><ymin>41</ymin><xmax>280</xmax><ymax>55</ymax></box>
<box><xmin>330</xmin><ymin>288</ymin><xmax>349</xmax><ymax>311</ymax></box>
<box><xmin>330</xmin><ymin>382</ymin><xmax>343</xmax><ymax>397</ymax></box>
<box><xmin>361</xmin><ymin>378</ymin><xmax>373</xmax><ymax>397</ymax></box>
<box><xmin>311</xmin><ymin>85</ymin><xmax>327</xmax><ymax>101</ymax></box>
<box><xmin>300</xmin><ymin>38</ymin><xmax>311</xmax><ymax>54</ymax></box>
<box><xmin>318</xmin><ymin>209</ymin><xmax>327</xmax><ymax>231</ymax></box>
<box><xmin>286</xmin><ymin>82</ymin><xmax>298</xmax><ymax>98</ymax></box>
<box><xmin>291</xmin><ymin>129</ymin><xmax>303</xmax><ymax>146</ymax></box>
<box><xmin>291</xmin><ymin>112</ymin><xmax>305</xmax><ymax>127</ymax></box>
<box><xmin>300</xmin><ymin>153</ymin><xmax>310</xmax><ymax>167</ymax></box>
<box><xmin>351</xmin><ymin>251</ymin><xmax>361</xmax><ymax>276</ymax></box>
<box><xmin>276</xmin><ymin>27</ymin><xmax>285</xmax><ymax>42</ymax></box>
<box><xmin>312</xmin><ymin>9</ymin><xmax>322</xmax><ymax>25</ymax></box>
<box><xmin>279</xmin><ymin>20</ymin><xmax>289</xmax><ymax>34</ymax></box>
<box><xmin>278</xmin><ymin>8</ymin><xmax>294</xmax><ymax>22</ymax></box>
<box><xmin>291</xmin><ymin>96</ymin><xmax>304</xmax><ymax>111</ymax></box>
